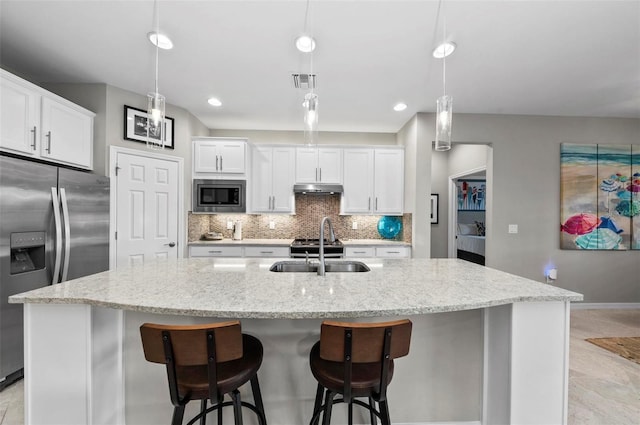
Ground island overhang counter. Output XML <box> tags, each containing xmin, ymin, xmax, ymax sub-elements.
<box><xmin>10</xmin><ymin>258</ymin><xmax>582</xmax><ymax>425</ymax></box>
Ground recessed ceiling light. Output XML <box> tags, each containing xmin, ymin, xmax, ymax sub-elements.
<box><xmin>207</xmin><ymin>97</ymin><xmax>222</xmax><ymax>107</ymax></box>
<box><xmin>432</xmin><ymin>42</ymin><xmax>456</xmax><ymax>58</ymax></box>
<box><xmin>148</xmin><ymin>32</ymin><xmax>173</xmax><ymax>50</ymax></box>
<box><xmin>393</xmin><ymin>103</ymin><xmax>407</xmax><ymax>112</ymax></box>
<box><xmin>295</xmin><ymin>35</ymin><xmax>316</xmax><ymax>53</ymax></box>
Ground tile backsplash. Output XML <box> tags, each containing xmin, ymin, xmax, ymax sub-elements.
<box><xmin>188</xmin><ymin>194</ymin><xmax>412</xmax><ymax>243</ymax></box>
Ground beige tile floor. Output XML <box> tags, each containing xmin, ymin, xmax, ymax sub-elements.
<box><xmin>0</xmin><ymin>309</ymin><xmax>638</xmax><ymax>425</ymax></box>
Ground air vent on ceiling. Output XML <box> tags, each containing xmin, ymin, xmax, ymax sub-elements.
<box><xmin>292</xmin><ymin>73</ymin><xmax>316</xmax><ymax>89</ymax></box>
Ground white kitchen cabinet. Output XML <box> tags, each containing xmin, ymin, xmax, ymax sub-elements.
<box><xmin>295</xmin><ymin>147</ymin><xmax>342</xmax><ymax>183</ymax></box>
<box><xmin>344</xmin><ymin>246</ymin><xmax>375</xmax><ymax>257</ymax></box>
<box><xmin>193</xmin><ymin>138</ymin><xmax>246</xmax><ymax>175</ymax></box>
<box><xmin>189</xmin><ymin>246</ymin><xmax>243</xmax><ymax>257</ymax></box>
<box><xmin>375</xmin><ymin>246</ymin><xmax>411</xmax><ymax>258</ymax></box>
<box><xmin>251</xmin><ymin>146</ymin><xmax>295</xmax><ymax>213</ymax></box>
<box><xmin>342</xmin><ymin>147</ymin><xmax>404</xmax><ymax>215</ymax></box>
<box><xmin>244</xmin><ymin>246</ymin><xmax>289</xmax><ymax>257</ymax></box>
<box><xmin>1</xmin><ymin>69</ymin><xmax>94</xmax><ymax>169</ymax></box>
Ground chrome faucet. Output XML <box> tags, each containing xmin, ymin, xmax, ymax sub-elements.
<box><xmin>318</xmin><ymin>216</ymin><xmax>335</xmax><ymax>276</ymax></box>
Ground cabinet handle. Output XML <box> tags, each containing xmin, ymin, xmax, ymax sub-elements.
<box><xmin>260</xmin><ymin>251</ymin><xmax>274</xmax><ymax>254</ymax></box>
<box><xmin>353</xmin><ymin>251</ymin><xmax>367</xmax><ymax>254</ymax></box>
<box><xmin>215</xmin><ymin>155</ymin><xmax>219</xmax><ymax>171</ymax></box>
<box><xmin>220</xmin><ymin>155</ymin><xmax>223</xmax><ymax>171</ymax></box>
<box><xmin>45</xmin><ymin>131</ymin><xmax>52</xmax><ymax>154</ymax></box>
<box><xmin>272</xmin><ymin>196</ymin><xmax>275</xmax><ymax>210</ymax></box>
<box><xmin>319</xmin><ymin>168</ymin><xmax>322</xmax><ymax>181</ymax></box>
<box><xmin>315</xmin><ymin>168</ymin><xmax>318</xmax><ymax>181</ymax></box>
<box><xmin>208</xmin><ymin>250</ymin><xmax>222</xmax><ymax>254</ymax></box>
<box><xmin>375</xmin><ymin>197</ymin><xmax>378</xmax><ymax>211</ymax></box>
<box><xmin>387</xmin><ymin>251</ymin><xmax>401</xmax><ymax>254</ymax></box>
<box><xmin>368</xmin><ymin>197</ymin><xmax>371</xmax><ymax>211</ymax></box>
<box><xmin>31</xmin><ymin>126</ymin><xmax>37</xmax><ymax>150</ymax></box>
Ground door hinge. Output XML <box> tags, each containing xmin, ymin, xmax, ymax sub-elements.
<box><xmin>115</xmin><ymin>231</ymin><xmax>117</xmax><ymax>240</ymax></box>
<box><xmin>115</xmin><ymin>163</ymin><xmax>121</xmax><ymax>176</ymax></box>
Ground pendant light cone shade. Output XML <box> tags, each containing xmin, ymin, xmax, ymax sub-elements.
<box><xmin>435</xmin><ymin>94</ymin><xmax>452</xmax><ymax>151</ymax></box>
<box><xmin>147</xmin><ymin>92</ymin><xmax>165</xmax><ymax>149</ymax></box>
<box><xmin>303</xmin><ymin>92</ymin><xmax>318</xmax><ymax>145</ymax></box>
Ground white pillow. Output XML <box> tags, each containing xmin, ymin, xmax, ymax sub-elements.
<box><xmin>458</xmin><ymin>223</ymin><xmax>478</xmax><ymax>235</ymax></box>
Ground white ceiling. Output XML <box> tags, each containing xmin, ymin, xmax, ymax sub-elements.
<box><xmin>1</xmin><ymin>1</ymin><xmax>638</xmax><ymax>134</ymax></box>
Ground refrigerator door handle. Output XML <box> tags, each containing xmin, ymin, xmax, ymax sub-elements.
<box><xmin>60</xmin><ymin>188</ymin><xmax>71</xmax><ymax>283</ymax></box>
<box><xmin>51</xmin><ymin>187</ymin><xmax>63</xmax><ymax>285</ymax></box>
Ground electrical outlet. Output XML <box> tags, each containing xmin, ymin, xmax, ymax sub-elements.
<box><xmin>269</xmin><ymin>221</ymin><xmax>276</xmax><ymax>229</ymax></box>
<box><xmin>227</xmin><ymin>221</ymin><xmax>233</xmax><ymax>230</ymax></box>
<box><xmin>508</xmin><ymin>224</ymin><xmax>518</xmax><ymax>234</ymax></box>
<box><xmin>352</xmin><ymin>221</ymin><xmax>358</xmax><ymax>230</ymax></box>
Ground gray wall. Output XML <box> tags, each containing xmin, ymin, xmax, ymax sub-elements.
<box><xmin>413</xmin><ymin>113</ymin><xmax>640</xmax><ymax>303</ymax></box>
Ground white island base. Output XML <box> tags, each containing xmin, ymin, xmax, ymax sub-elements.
<box><xmin>23</xmin><ymin>301</ymin><xmax>570</xmax><ymax>425</ymax></box>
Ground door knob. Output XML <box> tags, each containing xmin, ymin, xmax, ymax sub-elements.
<box><xmin>165</xmin><ymin>242</ymin><xmax>176</xmax><ymax>247</ymax></box>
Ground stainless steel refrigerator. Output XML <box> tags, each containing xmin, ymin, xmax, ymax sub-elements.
<box><xmin>0</xmin><ymin>154</ymin><xmax>109</xmax><ymax>388</ymax></box>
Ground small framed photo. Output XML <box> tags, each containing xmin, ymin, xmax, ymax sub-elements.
<box><xmin>430</xmin><ymin>194</ymin><xmax>439</xmax><ymax>224</ymax></box>
<box><xmin>124</xmin><ymin>105</ymin><xmax>174</xmax><ymax>149</ymax></box>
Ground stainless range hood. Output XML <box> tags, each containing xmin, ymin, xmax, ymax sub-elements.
<box><xmin>293</xmin><ymin>183</ymin><xmax>343</xmax><ymax>195</ymax></box>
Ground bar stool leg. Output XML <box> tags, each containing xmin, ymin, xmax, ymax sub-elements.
<box><xmin>230</xmin><ymin>390</ymin><xmax>243</xmax><ymax>425</ymax></box>
<box><xmin>250</xmin><ymin>375</ymin><xmax>267</xmax><ymax>425</ymax></box>
<box><xmin>368</xmin><ymin>397</ymin><xmax>377</xmax><ymax>425</ymax></box>
<box><xmin>348</xmin><ymin>400</ymin><xmax>353</xmax><ymax>425</ymax></box>
<box><xmin>310</xmin><ymin>384</ymin><xmax>324</xmax><ymax>425</ymax></box>
<box><xmin>378</xmin><ymin>400</ymin><xmax>390</xmax><ymax>425</ymax></box>
<box><xmin>172</xmin><ymin>405</ymin><xmax>185</xmax><ymax>425</ymax></box>
<box><xmin>322</xmin><ymin>390</ymin><xmax>335</xmax><ymax>425</ymax></box>
<box><xmin>200</xmin><ymin>399</ymin><xmax>207</xmax><ymax>425</ymax></box>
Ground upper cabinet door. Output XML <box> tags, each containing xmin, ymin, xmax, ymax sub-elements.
<box><xmin>317</xmin><ymin>148</ymin><xmax>342</xmax><ymax>183</ymax></box>
<box><xmin>251</xmin><ymin>146</ymin><xmax>273</xmax><ymax>212</ymax></box>
<box><xmin>271</xmin><ymin>146</ymin><xmax>295</xmax><ymax>212</ymax></box>
<box><xmin>295</xmin><ymin>147</ymin><xmax>343</xmax><ymax>183</ymax></box>
<box><xmin>193</xmin><ymin>139</ymin><xmax>246</xmax><ymax>175</ymax></box>
<box><xmin>40</xmin><ymin>97</ymin><xmax>93</xmax><ymax>169</ymax></box>
<box><xmin>374</xmin><ymin>149</ymin><xmax>404</xmax><ymax>215</ymax></box>
<box><xmin>0</xmin><ymin>75</ymin><xmax>40</xmax><ymax>157</ymax></box>
<box><xmin>343</xmin><ymin>149</ymin><xmax>374</xmax><ymax>214</ymax></box>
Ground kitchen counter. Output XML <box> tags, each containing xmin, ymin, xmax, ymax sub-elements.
<box><xmin>341</xmin><ymin>238</ymin><xmax>411</xmax><ymax>246</ymax></box>
<box><xmin>11</xmin><ymin>259</ymin><xmax>582</xmax><ymax>425</ymax></box>
<box><xmin>9</xmin><ymin>258</ymin><xmax>580</xmax><ymax>318</ymax></box>
<box><xmin>188</xmin><ymin>238</ymin><xmax>292</xmax><ymax>246</ymax></box>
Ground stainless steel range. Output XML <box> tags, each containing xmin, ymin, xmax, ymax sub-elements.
<box><xmin>289</xmin><ymin>238</ymin><xmax>344</xmax><ymax>258</ymax></box>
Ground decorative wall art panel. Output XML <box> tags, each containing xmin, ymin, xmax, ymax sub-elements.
<box><xmin>560</xmin><ymin>143</ymin><xmax>639</xmax><ymax>250</ymax></box>
<box><xmin>456</xmin><ymin>179</ymin><xmax>486</xmax><ymax>211</ymax></box>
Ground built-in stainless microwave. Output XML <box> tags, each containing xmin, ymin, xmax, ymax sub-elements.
<box><xmin>193</xmin><ymin>179</ymin><xmax>246</xmax><ymax>213</ymax></box>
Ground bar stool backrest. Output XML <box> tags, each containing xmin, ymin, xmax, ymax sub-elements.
<box><xmin>140</xmin><ymin>321</ymin><xmax>243</xmax><ymax>366</ymax></box>
<box><xmin>319</xmin><ymin>319</ymin><xmax>412</xmax><ymax>363</ymax></box>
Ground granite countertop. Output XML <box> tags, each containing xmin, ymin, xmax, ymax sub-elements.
<box><xmin>189</xmin><ymin>238</ymin><xmax>292</xmax><ymax>246</ymax></box>
<box><xmin>9</xmin><ymin>258</ymin><xmax>583</xmax><ymax>319</ymax></box>
<box><xmin>189</xmin><ymin>238</ymin><xmax>410</xmax><ymax>246</ymax></box>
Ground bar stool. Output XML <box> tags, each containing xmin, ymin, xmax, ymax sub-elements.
<box><xmin>140</xmin><ymin>321</ymin><xmax>267</xmax><ymax>425</ymax></box>
<box><xmin>308</xmin><ymin>319</ymin><xmax>412</xmax><ymax>425</ymax></box>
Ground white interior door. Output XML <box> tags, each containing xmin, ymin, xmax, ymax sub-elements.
<box><xmin>115</xmin><ymin>150</ymin><xmax>180</xmax><ymax>267</ymax></box>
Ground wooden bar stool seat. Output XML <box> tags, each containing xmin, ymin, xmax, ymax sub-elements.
<box><xmin>140</xmin><ymin>321</ymin><xmax>267</xmax><ymax>425</ymax></box>
<box><xmin>308</xmin><ymin>319</ymin><xmax>412</xmax><ymax>425</ymax></box>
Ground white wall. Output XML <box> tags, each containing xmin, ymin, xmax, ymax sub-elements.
<box><xmin>413</xmin><ymin>112</ymin><xmax>640</xmax><ymax>303</ymax></box>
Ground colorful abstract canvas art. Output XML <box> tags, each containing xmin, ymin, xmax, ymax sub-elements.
<box><xmin>560</xmin><ymin>143</ymin><xmax>640</xmax><ymax>250</ymax></box>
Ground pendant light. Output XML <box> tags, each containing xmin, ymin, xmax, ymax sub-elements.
<box><xmin>299</xmin><ymin>0</ymin><xmax>318</xmax><ymax>146</ymax></box>
<box><xmin>434</xmin><ymin>0</ymin><xmax>453</xmax><ymax>151</ymax></box>
<box><xmin>147</xmin><ymin>0</ymin><xmax>165</xmax><ymax>150</ymax></box>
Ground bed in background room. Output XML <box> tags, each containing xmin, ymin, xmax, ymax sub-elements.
<box><xmin>457</xmin><ymin>222</ymin><xmax>485</xmax><ymax>265</ymax></box>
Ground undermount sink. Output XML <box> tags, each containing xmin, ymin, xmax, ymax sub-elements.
<box><xmin>269</xmin><ymin>260</ymin><xmax>370</xmax><ymax>273</ymax></box>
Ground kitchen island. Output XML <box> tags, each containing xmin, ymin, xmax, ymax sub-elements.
<box><xmin>10</xmin><ymin>258</ymin><xmax>582</xmax><ymax>425</ymax></box>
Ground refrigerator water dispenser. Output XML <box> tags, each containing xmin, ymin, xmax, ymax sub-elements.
<box><xmin>10</xmin><ymin>231</ymin><xmax>45</xmax><ymax>274</ymax></box>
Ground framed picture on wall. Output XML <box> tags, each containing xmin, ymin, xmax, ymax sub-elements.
<box><xmin>430</xmin><ymin>194</ymin><xmax>439</xmax><ymax>224</ymax></box>
<box><xmin>123</xmin><ymin>105</ymin><xmax>175</xmax><ymax>149</ymax></box>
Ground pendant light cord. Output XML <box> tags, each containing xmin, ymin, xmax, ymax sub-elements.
<box><xmin>154</xmin><ymin>0</ymin><xmax>160</xmax><ymax>95</ymax></box>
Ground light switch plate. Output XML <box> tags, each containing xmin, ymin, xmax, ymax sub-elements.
<box><xmin>227</xmin><ymin>221</ymin><xmax>233</xmax><ymax>230</ymax></box>
<box><xmin>508</xmin><ymin>224</ymin><xmax>518</xmax><ymax>234</ymax></box>
<box><xmin>352</xmin><ymin>221</ymin><xmax>358</xmax><ymax>230</ymax></box>
<box><xmin>269</xmin><ymin>221</ymin><xmax>275</xmax><ymax>229</ymax></box>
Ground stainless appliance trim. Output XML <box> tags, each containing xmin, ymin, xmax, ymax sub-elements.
<box><xmin>51</xmin><ymin>187</ymin><xmax>62</xmax><ymax>285</ymax></box>
<box><xmin>293</xmin><ymin>183</ymin><xmax>343</xmax><ymax>195</ymax></box>
<box><xmin>60</xmin><ymin>188</ymin><xmax>71</xmax><ymax>282</ymax></box>
<box><xmin>192</xmin><ymin>179</ymin><xmax>246</xmax><ymax>213</ymax></box>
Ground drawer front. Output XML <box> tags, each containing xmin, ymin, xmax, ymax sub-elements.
<box><xmin>244</xmin><ymin>246</ymin><xmax>289</xmax><ymax>257</ymax></box>
<box><xmin>344</xmin><ymin>247</ymin><xmax>375</xmax><ymax>257</ymax></box>
<box><xmin>375</xmin><ymin>246</ymin><xmax>411</xmax><ymax>258</ymax></box>
<box><xmin>189</xmin><ymin>246</ymin><xmax>243</xmax><ymax>257</ymax></box>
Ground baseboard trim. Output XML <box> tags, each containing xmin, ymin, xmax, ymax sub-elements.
<box><xmin>571</xmin><ymin>302</ymin><xmax>640</xmax><ymax>310</ymax></box>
